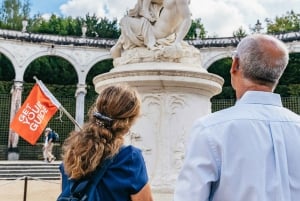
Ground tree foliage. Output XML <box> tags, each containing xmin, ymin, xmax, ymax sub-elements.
<box><xmin>232</xmin><ymin>26</ymin><xmax>247</xmax><ymax>38</ymax></box>
<box><xmin>208</xmin><ymin>58</ymin><xmax>236</xmax><ymax>99</ymax></box>
<box><xmin>275</xmin><ymin>53</ymin><xmax>300</xmax><ymax>97</ymax></box>
<box><xmin>0</xmin><ymin>0</ymin><xmax>30</xmax><ymax>30</ymax></box>
<box><xmin>86</xmin><ymin>60</ymin><xmax>113</xmax><ymax>85</ymax></box>
<box><xmin>81</xmin><ymin>14</ymin><xmax>120</xmax><ymax>38</ymax></box>
<box><xmin>93</xmin><ymin>17</ymin><xmax>120</xmax><ymax>39</ymax></box>
<box><xmin>24</xmin><ymin>56</ymin><xmax>78</xmax><ymax>84</ymax></box>
<box><xmin>23</xmin><ymin>13</ymin><xmax>121</xmax><ymax>38</ymax></box>
<box><xmin>265</xmin><ymin>10</ymin><xmax>300</xmax><ymax>34</ymax></box>
<box><xmin>186</xmin><ymin>18</ymin><xmax>206</xmax><ymax>39</ymax></box>
<box><xmin>85</xmin><ymin>59</ymin><xmax>114</xmax><ymax>99</ymax></box>
<box><xmin>28</xmin><ymin>14</ymin><xmax>80</xmax><ymax>36</ymax></box>
<box><xmin>0</xmin><ymin>53</ymin><xmax>15</xmax><ymax>81</ymax></box>
<box><xmin>279</xmin><ymin>53</ymin><xmax>300</xmax><ymax>85</ymax></box>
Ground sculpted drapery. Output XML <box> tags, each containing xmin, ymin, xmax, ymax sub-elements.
<box><xmin>110</xmin><ymin>0</ymin><xmax>193</xmax><ymax>60</ymax></box>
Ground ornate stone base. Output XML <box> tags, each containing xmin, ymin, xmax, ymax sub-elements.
<box><xmin>93</xmin><ymin>62</ymin><xmax>223</xmax><ymax>200</ymax></box>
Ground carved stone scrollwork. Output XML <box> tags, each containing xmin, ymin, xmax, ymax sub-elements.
<box><xmin>129</xmin><ymin>131</ymin><xmax>142</xmax><ymax>141</ymax></box>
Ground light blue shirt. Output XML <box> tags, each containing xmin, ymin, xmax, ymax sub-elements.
<box><xmin>174</xmin><ymin>91</ymin><xmax>300</xmax><ymax>201</ymax></box>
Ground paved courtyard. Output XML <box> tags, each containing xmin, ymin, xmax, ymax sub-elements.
<box><xmin>0</xmin><ymin>179</ymin><xmax>60</xmax><ymax>201</ymax></box>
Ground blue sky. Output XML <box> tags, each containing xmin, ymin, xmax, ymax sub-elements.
<box><xmin>30</xmin><ymin>0</ymin><xmax>66</xmax><ymax>16</ymax></box>
<box><xmin>6</xmin><ymin>0</ymin><xmax>300</xmax><ymax>37</ymax></box>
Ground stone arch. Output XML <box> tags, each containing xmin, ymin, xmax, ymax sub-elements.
<box><xmin>204</xmin><ymin>52</ymin><xmax>231</xmax><ymax>70</ymax></box>
<box><xmin>22</xmin><ymin>51</ymin><xmax>79</xmax><ymax>82</ymax></box>
<box><xmin>24</xmin><ymin>55</ymin><xmax>78</xmax><ymax>85</ymax></box>
<box><xmin>83</xmin><ymin>52</ymin><xmax>112</xmax><ymax>84</ymax></box>
<box><xmin>83</xmin><ymin>57</ymin><xmax>114</xmax><ymax>115</ymax></box>
<box><xmin>87</xmin><ymin>53</ymin><xmax>112</xmax><ymax>69</ymax></box>
<box><xmin>86</xmin><ymin>58</ymin><xmax>113</xmax><ymax>84</ymax></box>
<box><xmin>286</xmin><ymin>42</ymin><xmax>300</xmax><ymax>53</ymax></box>
<box><xmin>0</xmin><ymin>47</ymin><xmax>18</xmax><ymax>77</ymax></box>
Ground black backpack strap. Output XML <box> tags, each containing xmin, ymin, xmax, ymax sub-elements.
<box><xmin>70</xmin><ymin>157</ymin><xmax>114</xmax><ymax>200</ymax></box>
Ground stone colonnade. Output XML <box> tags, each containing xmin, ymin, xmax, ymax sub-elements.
<box><xmin>0</xmin><ymin>35</ymin><xmax>112</xmax><ymax>158</ymax></box>
<box><xmin>7</xmin><ymin>81</ymin><xmax>87</xmax><ymax>159</ymax></box>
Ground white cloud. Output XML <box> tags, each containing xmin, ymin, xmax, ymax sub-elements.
<box><xmin>60</xmin><ymin>0</ymin><xmax>106</xmax><ymax>18</ymax></box>
<box><xmin>57</xmin><ymin>0</ymin><xmax>300</xmax><ymax>37</ymax></box>
<box><xmin>104</xmin><ymin>0</ymin><xmax>136</xmax><ymax>19</ymax></box>
<box><xmin>190</xmin><ymin>1</ymin><xmax>246</xmax><ymax>37</ymax></box>
<box><xmin>59</xmin><ymin>0</ymin><xmax>135</xmax><ymax>20</ymax></box>
<box><xmin>41</xmin><ymin>13</ymin><xmax>52</xmax><ymax>21</ymax></box>
<box><xmin>190</xmin><ymin>0</ymin><xmax>300</xmax><ymax>37</ymax></box>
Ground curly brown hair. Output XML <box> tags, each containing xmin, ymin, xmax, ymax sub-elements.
<box><xmin>62</xmin><ymin>84</ymin><xmax>141</xmax><ymax>179</ymax></box>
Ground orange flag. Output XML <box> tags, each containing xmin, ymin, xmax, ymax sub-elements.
<box><xmin>10</xmin><ymin>82</ymin><xmax>61</xmax><ymax>145</ymax></box>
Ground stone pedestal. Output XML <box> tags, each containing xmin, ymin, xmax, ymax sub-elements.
<box><xmin>93</xmin><ymin>62</ymin><xmax>223</xmax><ymax>200</ymax></box>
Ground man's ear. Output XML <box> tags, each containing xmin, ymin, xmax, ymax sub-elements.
<box><xmin>230</xmin><ymin>58</ymin><xmax>239</xmax><ymax>73</ymax></box>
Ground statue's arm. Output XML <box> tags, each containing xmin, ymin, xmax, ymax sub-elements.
<box><xmin>174</xmin><ymin>0</ymin><xmax>192</xmax><ymax>44</ymax></box>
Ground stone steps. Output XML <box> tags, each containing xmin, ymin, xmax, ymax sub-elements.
<box><xmin>0</xmin><ymin>161</ymin><xmax>61</xmax><ymax>180</ymax></box>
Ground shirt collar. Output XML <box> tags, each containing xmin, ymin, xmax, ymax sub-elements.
<box><xmin>236</xmin><ymin>91</ymin><xmax>283</xmax><ymax>107</ymax></box>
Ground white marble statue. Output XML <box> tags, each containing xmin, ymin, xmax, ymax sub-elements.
<box><xmin>128</xmin><ymin>0</ymin><xmax>164</xmax><ymax>23</ymax></box>
<box><xmin>110</xmin><ymin>0</ymin><xmax>195</xmax><ymax>64</ymax></box>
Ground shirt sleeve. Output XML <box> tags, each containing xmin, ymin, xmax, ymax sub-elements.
<box><xmin>174</xmin><ymin>122</ymin><xmax>220</xmax><ymax>201</ymax></box>
<box><xmin>128</xmin><ymin>147</ymin><xmax>149</xmax><ymax>194</ymax></box>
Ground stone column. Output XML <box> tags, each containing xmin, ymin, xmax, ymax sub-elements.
<box><xmin>8</xmin><ymin>81</ymin><xmax>23</xmax><ymax>160</ymax></box>
<box><xmin>75</xmin><ymin>84</ymin><xmax>87</xmax><ymax>130</ymax></box>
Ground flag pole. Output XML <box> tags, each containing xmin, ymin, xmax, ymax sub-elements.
<box><xmin>33</xmin><ymin>76</ymin><xmax>82</xmax><ymax>130</ymax></box>
<box><xmin>58</xmin><ymin>106</ymin><xmax>82</xmax><ymax>130</ymax></box>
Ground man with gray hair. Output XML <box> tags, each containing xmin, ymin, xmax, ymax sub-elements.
<box><xmin>174</xmin><ymin>34</ymin><xmax>300</xmax><ymax>201</ymax></box>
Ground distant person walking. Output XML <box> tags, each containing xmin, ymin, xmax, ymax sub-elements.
<box><xmin>174</xmin><ymin>34</ymin><xmax>300</xmax><ymax>201</ymax></box>
<box><xmin>43</xmin><ymin>127</ymin><xmax>56</xmax><ymax>163</ymax></box>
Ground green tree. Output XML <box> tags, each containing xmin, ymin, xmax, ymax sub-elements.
<box><xmin>24</xmin><ymin>56</ymin><xmax>78</xmax><ymax>85</ymax></box>
<box><xmin>0</xmin><ymin>53</ymin><xmax>15</xmax><ymax>81</ymax></box>
<box><xmin>28</xmin><ymin>14</ymin><xmax>120</xmax><ymax>38</ymax></box>
<box><xmin>86</xmin><ymin>59</ymin><xmax>113</xmax><ymax>86</ymax></box>
<box><xmin>275</xmin><ymin>53</ymin><xmax>300</xmax><ymax>97</ymax></box>
<box><xmin>94</xmin><ymin>17</ymin><xmax>120</xmax><ymax>39</ymax></box>
<box><xmin>33</xmin><ymin>14</ymin><xmax>70</xmax><ymax>35</ymax></box>
<box><xmin>65</xmin><ymin>16</ymin><xmax>80</xmax><ymax>36</ymax></box>
<box><xmin>265</xmin><ymin>10</ymin><xmax>300</xmax><ymax>34</ymax></box>
<box><xmin>21</xmin><ymin>0</ymin><xmax>30</xmax><ymax>18</ymax></box>
<box><xmin>0</xmin><ymin>0</ymin><xmax>30</xmax><ymax>30</ymax></box>
<box><xmin>278</xmin><ymin>53</ymin><xmax>300</xmax><ymax>85</ymax></box>
<box><xmin>186</xmin><ymin>18</ymin><xmax>206</xmax><ymax>39</ymax></box>
<box><xmin>208</xmin><ymin>58</ymin><xmax>232</xmax><ymax>87</ymax></box>
<box><xmin>232</xmin><ymin>26</ymin><xmax>247</xmax><ymax>38</ymax></box>
<box><xmin>208</xmin><ymin>58</ymin><xmax>236</xmax><ymax>99</ymax></box>
<box><xmin>86</xmin><ymin>59</ymin><xmax>114</xmax><ymax>99</ymax></box>
<box><xmin>83</xmin><ymin>14</ymin><xmax>99</xmax><ymax>37</ymax></box>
